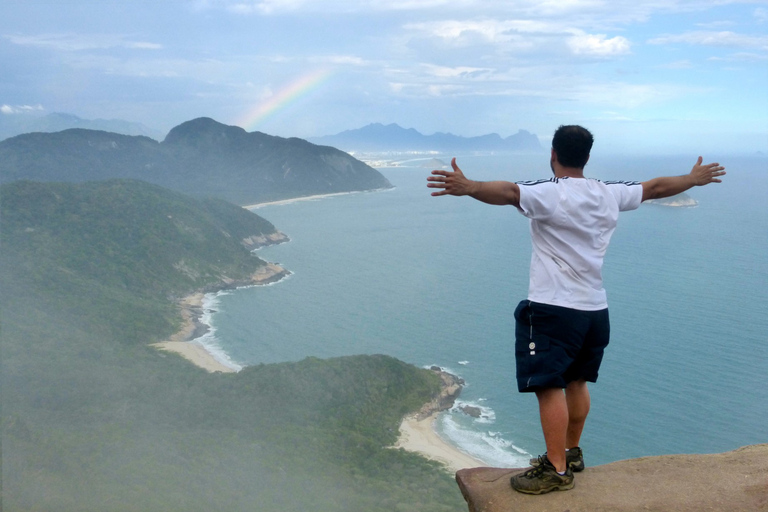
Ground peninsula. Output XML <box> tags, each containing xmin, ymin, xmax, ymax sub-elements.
<box><xmin>1</xmin><ymin>178</ymin><xmax>467</xmax><ymax>511</ymax></box>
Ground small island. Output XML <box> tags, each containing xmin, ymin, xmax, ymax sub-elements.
<box><xmin>644</xmin><ymin>192</ymin><xmax>698</xmax><ymax>207</ymax></box>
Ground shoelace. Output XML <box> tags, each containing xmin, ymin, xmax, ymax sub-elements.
<box><xmin>523</xmin><ymin>457</ymin><xmax>549</xmax><ymax>478</ymax></box>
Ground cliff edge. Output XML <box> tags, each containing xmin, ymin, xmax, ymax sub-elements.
<box><xmin>456</xmin><ymin>443</ymin><xmax>767</xmax><ymax>512</ymax></box>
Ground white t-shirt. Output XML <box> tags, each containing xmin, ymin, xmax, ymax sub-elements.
<box><xmin>516</xmin><ymin>177</ymin><xmax>643</xmax><ymax>311</ymax></box>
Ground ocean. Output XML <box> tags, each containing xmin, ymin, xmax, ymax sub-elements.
<box><xmin>194</xmin><ymin>152</ymin><xmax>768</xmax><ymax>468</ymax></box>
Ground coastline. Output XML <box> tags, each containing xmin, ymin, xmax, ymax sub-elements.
<box><xmin>242</xmin><ymin>187</ymin><xmax>392</xmax><ymax>210</ymax></box>
<box><xmin>151</xmin><ymin>262</ymin><xmax>289</xmax><ymax>373</ymax></box>
<box><xmin>391</xmin><ymin>369</ymin><xmax>487</xmax><ymax>473</ymax></box>
<box><xmin>394</xmin><ymin>412</ymin><xmax>486</xmax><ymax>473</ymax></box>
<box><xmin>151</xmin><ymin>242</ymin><xmax>485</xmax><ymax>472</ymax></box>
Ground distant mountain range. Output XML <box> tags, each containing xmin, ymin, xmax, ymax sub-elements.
<box><xmin>0</xmin><ymin>112</ymin><xmax>164</xmax><ymax>141</ymax></box>
<box><xmin>309</xmin><ymin>123</ymin><xmax>543</xmax><ymax>152</ymax></box>
<box><xmin>0</xmin><ymin>117</ymin><xmax>392</xmax><ymax>205</ymax></box>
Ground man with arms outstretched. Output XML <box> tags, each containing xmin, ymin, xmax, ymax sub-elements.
<box><xmin>427</xmin><ymin>125</ymin><xmax>725</xmax><ymax>494</ymax></box>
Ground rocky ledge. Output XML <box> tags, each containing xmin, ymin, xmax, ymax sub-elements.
<box><xmin>241</xmin><ymin>231</ymin><xmax>290</xmax><ymax>250</ymax></box>
<box><xmin>411</xmin><ymin>367</ymin><xmax>465</xmax><ymax>420</ymax></box>
<box><xmin>456</xmin><ymin>443</ymin><xmax>768</xmax><ymax>512</ymax></box>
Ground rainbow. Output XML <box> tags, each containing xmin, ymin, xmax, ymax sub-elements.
<box><xmin>236</xmin><ymin>68</ymin><xmax>333</xmax><ymax>132</ymax></box>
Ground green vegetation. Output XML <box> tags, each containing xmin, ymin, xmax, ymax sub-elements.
<box><xmin>0</xmin><ymin>117</ymin><xmax>393</xmax><ymax>205</ymax></box>
<box><xmin>1</xmin><ymin>180</ymin><xmax>464</xmax><ymax>511</ymax></box>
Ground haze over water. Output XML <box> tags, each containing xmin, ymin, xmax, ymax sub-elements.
<box><xmin>200</xmin><ymin>153</ymin><xmax>768</xmax><ymax>468</ymax></box>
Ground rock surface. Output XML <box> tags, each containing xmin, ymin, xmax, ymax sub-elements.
<box><xmin>412</xmin><ymin>370</ymin><xmax>464</xmax><ymax>420</ymax></box>
<box><xmin>456</xmin><ymin>444</ymin><xmax>768</xmax><ymax>512</ymax></box>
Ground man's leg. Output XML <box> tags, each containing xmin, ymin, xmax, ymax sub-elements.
<box><xmin>535</xmin><ymin>387</ymin><xmax>568</xmax><ymax>473</ymax></box>
<box><xmin>565</xmin><ymin>379</ymin><xmax>590</xmax><ymax>449</ymax></box>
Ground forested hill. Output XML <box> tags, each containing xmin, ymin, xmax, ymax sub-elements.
<box><xmin>1</xmin><ymin>179</ymin><xmax>282</xmax><ymax>343</ymax></box>
<box><xmin>0</xmin><ymin>117</ymin><xmax>393</xmax><ymax>205</ymax></box>
<box><xmin>0</xmin><ymin>179</ymin><xmax>464</xmax><ymax>511</ymax></box>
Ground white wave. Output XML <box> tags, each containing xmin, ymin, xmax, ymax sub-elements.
<box><xmin>458</xmin><ymin>360</ymin><xmax>469</xmax><ymax>365</ymax></box>
<box><xmin>233</xmin><ymin>270</ymin><xmax>293</xmax><ymax>290</ymax></box>
<box><xmin>191</xmin><ymin>337</ymin><xmax>243</xmax><ymax>372</ymax></box>
<box><xmin>190</xmin><ymin>292</ymin><xmax>243</xmax><ymax>372</ymax></box>
<box><xmin>452</xmin><ymin>399</ymin><xmax>496</xmax><ymax>424</ymax></box>
<box><xmin>438</xmin><ymin>413</ymin><xmax>531</xmax><ymax>468</ymax></box>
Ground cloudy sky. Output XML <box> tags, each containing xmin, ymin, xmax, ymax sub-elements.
<box><xmin>2</xmin><ymin>0</ymin><xmax>767</xmax><ymax>152</ymax></box>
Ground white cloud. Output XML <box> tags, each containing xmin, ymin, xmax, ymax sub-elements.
<box><xmin>226</xmin><ymin>0</ymin><xmax>305</xmax><ymax>14</ymax></box>
<box><xmin>403</xmin><ymin>19</ymin><xmax>557</xmax><ymax>44</ymax></box>
<box><xmin>403</xmin><ymin>19</ymin><xmax>631</xmax><ymax>61</ymax></box>
<box><xmin>648</xmin><ymin>31</ymin><xmax>768</xmax><ymax>49</ymax></box>
<box><xmin>309</xmin><ymin>55</ymin><xmax>370</xmax><ymax>66</ymax></box>
<box><xmin>755</xmin><ymin>7</ymin><xmax>768</xmax><ymax>23</ymax></box>
<box><xmin>709</xmin><ymin>52</ymin><xmax>768</xmax><ymax>62</ymax></box>
<box><xmin>3</xmin><ymin>33</ymin><xmax>163</xmax><ymax>52</ymax></box>
<box><xmin>1</xmin><ymin>104</ymin><xmax>44</xmax><ymax>115</ymax></box>
<box><xmin>421</xmin><ymin>64</ymin><xmax>493</xmax><ymax>78</ymax></box>
<box><xmin>567</xmin><ymin>31</ymin><xmax>631</xmax><ymax>56</ymax></box>
<box><xmin>569</xmin><ymin>81</ymin><xmax>699</xmax><ymax>109</ymax></box>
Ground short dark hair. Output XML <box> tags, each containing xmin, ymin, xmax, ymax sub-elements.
<box><xmin>552</xmin><ymin>125</ymin><xmax>593</xmax><ymax>168</ymax></box>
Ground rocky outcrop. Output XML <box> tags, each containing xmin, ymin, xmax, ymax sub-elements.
<box><xmin>455</xmin><ymin>444</ymin><xmax>768</xmax><ymax>512</ymax></box>
<box><xmin>241</xmin><ymin>231</ymin><xmax>290</xmax><ymax>250</ymax></box>
<box><xmin>201</xmin><ymin>263</ymin><xmax>291</xmax><ymax>293</ymax></box>
<box><xmin>459</xmin><ymin>405</ymin><xmax>482</xmax><ymax>418</ymax></box>
<box><xmin>412</xmin><ymin>368</ymin><xmax>465</xmax><ymax>420</ymax></box>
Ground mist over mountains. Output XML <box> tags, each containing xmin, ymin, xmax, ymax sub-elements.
<box><xmin>0</xmin><ymin>111</ymin><xmax>164</xmax><ymax>141</ymax></box>
<box><xmin>1</xmin><ymin>178</ymin><xmax>462</xmax><ymax>511</ymax></box>
<box><xmin>0</xmin><ymin>117</ymin><xmax>392</xmax><ymax>205</ymax></box>
<box><xmin>309</xmin><ymin>123</ymin><xmax>544</xmax><ymax>153</ymax></box>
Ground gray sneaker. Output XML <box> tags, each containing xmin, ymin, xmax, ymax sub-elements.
<box><xmin>510</xmin><ymin>456</ymin><xmax>575</xmax><ymax>495</ymax></box>
<box><xmin>530</xmin><ymin>446</ymin><xmax>585</xmax><ymax>472</ymax></box>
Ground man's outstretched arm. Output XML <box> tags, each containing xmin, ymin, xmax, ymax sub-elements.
<box><xmin>428</xmin><ymin>157</ymin><xmax>520</xmax><ymax>207</ymax></box>
<box><xmin>642</xmin><ymin>157</ymin><xmax>726</xmax><ymax>202</ymax></box>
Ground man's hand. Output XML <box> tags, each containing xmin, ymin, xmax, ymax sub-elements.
<box><xmin>427</xmin><ymin>157</ymin><xmax>521</xmax><ymax>206</ymax></box>
<box><xmin>427</xmin><ymin>157</ymin><xmax>475</xmax><ymax>197</ymax></box>
<box><xmin>642</xmin><ymin>156</ymin><xmax>726</xmax><ymax>202</ymax></box>
<box><xmin>690</xmin><ymin>156</ymin><xmax>726</xmax><ymax>186</ymax></box>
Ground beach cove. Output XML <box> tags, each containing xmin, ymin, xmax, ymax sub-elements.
<box><xmin>152</xmin><ymin>280</ymin><xmax>487</xmax><ymax>473</ymax></box>
<box><xmin>150</xmin><ymin>282</ymin><xmax>486</xmax><ymax>472</ymax></box>
<box><xmin>151</xmin><ymin>262</ymin><xmax>290</xmax><ymax>373</ymax></box>
<box><xmin>151</xmin><ymin>190</ymin><xmax>487</xmax><ymax>473</ymax></box>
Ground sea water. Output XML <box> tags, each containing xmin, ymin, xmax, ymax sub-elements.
<box><xmin>201</xmin><ymin>153</ymin><xmax>768</xmax><ymax>468</ymax></box>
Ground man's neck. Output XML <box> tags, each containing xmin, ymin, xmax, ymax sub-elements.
<box><xmin>553</xmin><ymin>166</ymin><xmax>585</xmax><ymax>179</ymax></box>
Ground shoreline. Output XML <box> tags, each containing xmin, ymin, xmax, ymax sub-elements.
<box><xmin>393</xmin><ymin>412</ymin><xmax>487</xmax><ymax>473</ymax></box>
<box><xmin>242</xmin><ymin>187</ymin><xmax>393</xmax><ymax>210</ymax></box>
<box><xmin>150</xmin><ymin>236</ymin><xmax>485</xmax><ymax>472</ymax></box>
<box><xmin>390</xmin><ymin>369</ymin><xmax>487</xmax><ymax>473</ymax></box>
<box><xmin>151</xmin><ymin>262</ymin><xmax>289</xmax><ymax>373</ymax></box>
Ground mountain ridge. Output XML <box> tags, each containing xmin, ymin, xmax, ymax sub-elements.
<box><xmin>0</xmin><ymin>117</ymin><xmax>392</xmax><ymax>205</ymax></box>
<box><xmin>309</xmin><ymin>122</ymin><xmax>544</xmax><ymax>152</ymax></box>
<box><xmin>0</xmin><ymin>111</ymin><xmax>164</xmax><ymax>141</ymax></box>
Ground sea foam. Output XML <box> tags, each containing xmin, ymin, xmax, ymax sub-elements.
<box><xmin>438</xmin><ymin>412</ymin><xmax>531</xmax><ymax>468</ymax></box>
<box><xmin>191</xmin><ymin>291</ymin><xmax>244</xmax><ymax>372</ymax></box>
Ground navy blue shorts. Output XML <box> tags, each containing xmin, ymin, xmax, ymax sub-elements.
<box><xmin>514</xmin><ymin>300</ymin><xmax>610</xmax><ymax>393</ymax></box>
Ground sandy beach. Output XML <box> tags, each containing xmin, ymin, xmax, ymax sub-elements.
<box><xmin>151</xmin><ymin>261</ymin><xmax>483</xmax><ymax>472</ymax></box>
<box><xmin>393</xmin><ymin>412</ymin><xmax>486</xmax><ymax>473</ymax></box>
<box><xmin>151</xmin><ymin>263</ymin><xmax>288</xmax><ymax>373</ymax></box>
<box><xmin>243</xmin><ymin>191</ymin><xmax>358</xmax><ymax>210</ymax></box>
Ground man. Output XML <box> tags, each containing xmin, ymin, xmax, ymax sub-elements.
<box><xmin>427</xmin><ymin>125</ymin><xmax>725</xmax><ymax>495</ymax></box>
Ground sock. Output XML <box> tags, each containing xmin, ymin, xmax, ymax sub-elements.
<box><xmin>557</xmin><ymin>470</ymin><xmax>567</xmax><ymax>475</ymax></box>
